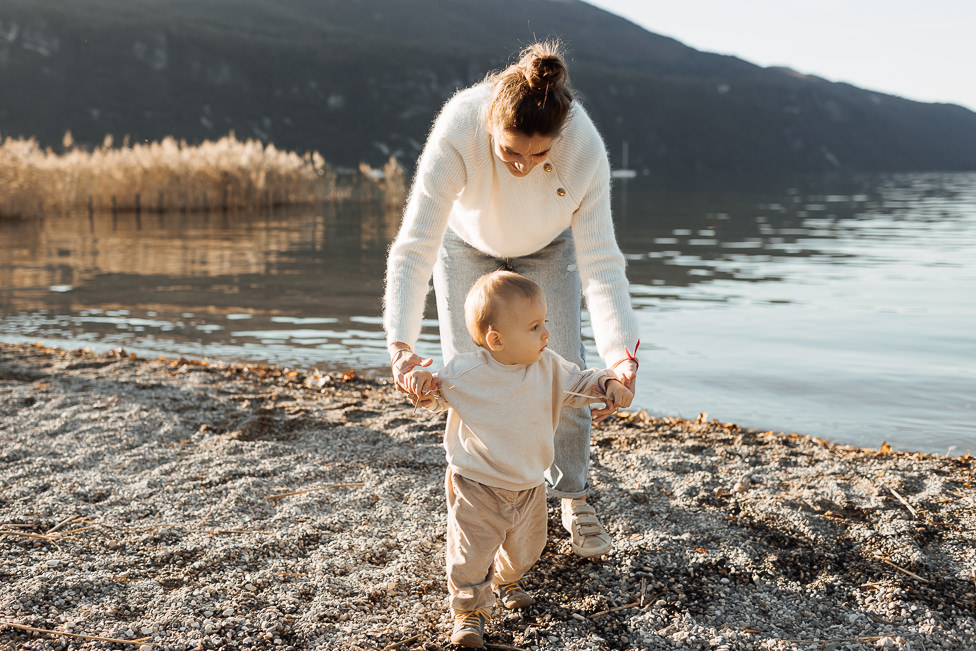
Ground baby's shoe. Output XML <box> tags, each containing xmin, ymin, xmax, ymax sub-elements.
<box><xmin>451</xmin><ymin>609</ymin><xmax>489</xmax><ymax>648</ymax></box>
<box><xmin>495</xmin><ymin>581</ymin><xmax>534</xmax><ymax>609</ymax></box>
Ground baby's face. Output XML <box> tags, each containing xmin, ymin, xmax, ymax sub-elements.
<box><xmin>490</xmin><ymin>293</ymin><xmax>550</xmax><ymax>365</ymax></box>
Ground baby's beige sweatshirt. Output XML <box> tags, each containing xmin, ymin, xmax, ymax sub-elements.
<box><xmin>425</xmin><ymin>348</ymin><xmax>613</xmax><ymax>492</ymax></box>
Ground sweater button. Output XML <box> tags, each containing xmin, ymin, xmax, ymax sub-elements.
<box><xmin>556</xmin><ymin>187</ymin><xmax>566</xmax><ymax>197</ymax></box>
<box><xmin>543</xmin><ymin>163</ymin><xmax>553</xmax><ymax>172</ymax></box>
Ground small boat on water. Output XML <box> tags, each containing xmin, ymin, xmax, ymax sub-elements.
<box><xmin>611</xmin><ymin>140</ymin><xmax>637</xmax><ymax>179</ymax></box>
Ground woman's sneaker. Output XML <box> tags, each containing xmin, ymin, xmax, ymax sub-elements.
<box><xmin>495</xmin><ymin>581</ymin><xmax>534</xmax><ymax>609</ymax></box>
<box><xmin>451</xmin><ymin>609</ymin><xmax>489</xmax><ymax>648</ymax></box>
<box><xmin>561</xmin><ymin>497</ymin><xmax>612</xmax><ymax>557</ymax></box>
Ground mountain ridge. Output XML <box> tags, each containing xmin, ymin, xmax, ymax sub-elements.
<box><xmin>2</xmin><ymin>0</ymin><xmax>975</xmax><ymax>175</ymax></box>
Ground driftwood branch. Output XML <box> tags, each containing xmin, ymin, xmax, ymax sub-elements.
<box><xmin>264</xmin><ymin>482</ymin><xmax>365</xmax><ymax>501</ymax></box>
<box><xmin>382</xmin><ymin>633</ymin><xmax>421</xmax><ymax>649</ymax></box>
<box><xmin>875</xmin><ymin>556</ymin><xmax>930</xmax><ymax>583</ymax></box>
<box><xmin>887</xmin><ymin>485</ymin><xmax>918</xmax><ymax>519</ymax></box>
<box><xmin>782</xmin><ymin>635</ymin><xmax>888</xmax><ymax>644</ymax></box>
<box><xmin>46</xmin><ymin>514</ymin><xmax>86</xmax><ymax>535</ymax></box>
<box><xmin>184</xmin><ymin>529</ymin><xmax>272</xmax><ymax>535</ymax></box>
<box><xmin>0</xmin><ymin>530</ymin><xmax>72</xmax><ymax>543</ymax></box>
<box><xmin>590</xmin><ymin>601</ymin><xmax>640</xmax><ymax>618</ymax></box>
<box><xmin>0</xmin><ymin>621</ymin><xmax>151</xmax><ymax>647</ymax></box>
<box><xmin>591</xmin><ymin>590</ymin><xmax>666</xmax><ymax>619</ymax></box>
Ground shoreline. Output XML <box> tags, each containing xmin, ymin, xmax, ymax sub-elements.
<box><xmin>1</xmin><ymin>342</ymin><xmax>974</xmax><ymax>650</ymax></box>
<box><xmin>2</xmin><ymin>335</ymin><xmax>966</xmax><ymax>462</ymax></box>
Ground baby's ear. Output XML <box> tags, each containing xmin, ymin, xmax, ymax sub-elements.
<box><xmin>485</xmin><ymin>329</ymin><xmax>504</xmax><ymax>351</ymax></box>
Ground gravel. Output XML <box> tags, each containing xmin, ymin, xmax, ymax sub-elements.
<box><xmin>1</xmin><ymin>342</ymin><xmax>974</xmax><ymax>650</ymax></box>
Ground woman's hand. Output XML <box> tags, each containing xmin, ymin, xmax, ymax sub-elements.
<box><xmin>612</xmin><ymin>359</ymin><xmax>638</xmax><ymax>393</ymax></box>
<box><xmin>593</xmin><ymin>354</ymin><xmax>638</xmax><ymax>421</ymax></box>
<box><xmin>389</xmin><ymin>343</ymin><xmax>434</xmax><ymax>394</ymax></box>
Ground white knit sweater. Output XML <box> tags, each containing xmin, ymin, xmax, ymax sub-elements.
<box><xmin>383</xmin><ymin>83</ymin><xmax>639</xmax><ymax>365</ymax></box>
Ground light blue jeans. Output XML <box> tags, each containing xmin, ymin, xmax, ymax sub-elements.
<box><xmin>432</xmin><ymin>227</ymin><xmax>591</xmax><ymax>498</ymax></box>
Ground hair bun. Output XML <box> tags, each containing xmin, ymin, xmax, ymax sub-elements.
<box><xmin>487</xmin><ymin>40</ymin><xmax>574</xmax><ymax>135</ymax></box>
<box><xmin>521</xmin><ymin>43</ymin><xmax>568</xmax><ymax>92</ymax></box>
<box><xmin>525</xmin><ymin>56</ymin><xmax>565</xmax><ymax>91</ymax></box>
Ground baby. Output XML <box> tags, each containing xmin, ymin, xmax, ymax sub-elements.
<box><xmin>404</xmin><ymin>269</ymin><xmax>633</xmax><ymax>648</ymax></box>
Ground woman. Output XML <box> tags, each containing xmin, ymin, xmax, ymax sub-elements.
<box><xmin>383</xmin><ymin>41</ymin><xmax>639</xmax><ymax>558</ymax></box>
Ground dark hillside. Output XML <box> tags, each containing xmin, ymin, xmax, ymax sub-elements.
<box><xmin>2</xmin><ymin>0</ymin><xmax>975</xmax><ymax>175</ymax></box>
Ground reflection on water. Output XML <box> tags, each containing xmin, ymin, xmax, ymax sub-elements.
<box><xmin>1</xmin><ymin>173</ymin><xmax>974</xmax><ymax>456</ymax></box>
<box><xmin>1</xmin><ymin>201</ymin><xmax>398</xmax><ymax>297</ymax></box>
<box><xmin>0</xmin><ymin>200</ymin><xmax>424</xmax><ymax>371</ymax></box>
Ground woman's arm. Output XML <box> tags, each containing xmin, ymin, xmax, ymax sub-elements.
<box><xmin>568</xmin><ymin>116</ymin><xmax>641</xmax><ymax>379</ymax></box>
<box><xmin>382</xmin><ymin>141</ymin><xmax>464</xmax><ymax>350</ymax></box>
<box><xmin>383</xmin><ymin>94</ymin><xmax>472</xmax><ymax>387</ymax></box>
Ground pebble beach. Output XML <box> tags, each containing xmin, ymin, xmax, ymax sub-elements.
<box><xmin>1</xmin><ymin>342</ymin><xmax>974</xmax><ymax>650</ymax></box>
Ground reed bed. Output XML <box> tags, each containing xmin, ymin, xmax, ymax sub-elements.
<box><xmin>357</xmin><ymin>156</ymin><xmax>407</xmax><ymax>209</ymax></box>
<box><xmin>0</xmin><ymin>131</ymin><xmax>405</xmax><ymax>218</ymax></box>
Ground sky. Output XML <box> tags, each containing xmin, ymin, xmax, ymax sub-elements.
<box><xmin>584</xmin><ymin>0</ymin><xmax>975</xmax><ymax>112</ymax></box>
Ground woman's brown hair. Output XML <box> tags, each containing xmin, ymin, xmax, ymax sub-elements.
<box><xmin>486</xmin><ymin>40</ymin><xmax>574</xmax><ymax>137</ymax></box>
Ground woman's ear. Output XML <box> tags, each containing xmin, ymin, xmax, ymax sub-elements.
<box><xmin>485</xmin><ymin>328</ymin><xmax>504</xmax><ymax>351</ymax></box>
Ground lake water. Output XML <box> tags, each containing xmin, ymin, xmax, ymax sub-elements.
<box><xmin>1</xmin><ymin>172</ymin><xmax>973</xmax><ymax>456</ymax></box>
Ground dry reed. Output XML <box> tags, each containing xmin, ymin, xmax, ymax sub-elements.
<box><xmin>357</xmin><ymin>156</ymin><xmax>407</xmax><ymax>209</ymax></box>
<box><xmin>0</xmin><ymin>131</ymin><xmax>405</xmax><ymax>218</ymax></box>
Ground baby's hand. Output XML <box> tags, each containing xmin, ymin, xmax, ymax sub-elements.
<box><xmin>403</xmin><ymin>369</ymin><xmax>439</xmax><ymax>405</ymax></box>
<box><xmin>591</xmin><ymin>378</ymin><xmax>634</xmax><ymax>422</ymax></box>
<box><xmin>605</xmin><ymin>379</ymin><xmax>634</xmax><ymax>410</ymax></box>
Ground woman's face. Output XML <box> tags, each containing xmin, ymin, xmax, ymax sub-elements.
<box><xmin>492</xmin><ymin>128</ymin><xmax>554</xmax><ymax>177</ymax></box>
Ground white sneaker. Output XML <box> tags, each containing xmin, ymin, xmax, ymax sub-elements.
<box><xmin>561</xmin><ymin>497</ymin><xmax>611</xmax><ymax>557</ymax></box>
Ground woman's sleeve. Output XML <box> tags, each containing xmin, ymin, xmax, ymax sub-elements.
<box><xmin>383</xmin><ymin>98</ymin><xmax>469</xmax><ymax>348</ymax></box>
<box><xmin>570</xmin><ymin>120</ymin><xmax>641</xmax><ymax>366</ymax></box>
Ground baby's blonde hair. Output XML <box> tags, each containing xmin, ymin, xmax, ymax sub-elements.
<box><xmin>464</xmin><ymin>270</ymin><xmax>544</xmax><ymax>348</ymax></box>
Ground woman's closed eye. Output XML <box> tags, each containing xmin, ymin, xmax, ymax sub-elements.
<box><xmin>503</xmin><ymin>147</ymin><xmax>549</xmax><ymax>159</ymax></box>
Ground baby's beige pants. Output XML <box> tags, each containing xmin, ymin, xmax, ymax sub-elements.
<box><xmin>445</xmin><ymin>469</ymin><xmax>548</xmax><ymax>613</ymax></box>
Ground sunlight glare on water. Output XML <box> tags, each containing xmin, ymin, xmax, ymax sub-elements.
<box><xmin>612</xmin><ymin>173</ymin><xmax>975</xmax><ymax>455</ymax></box>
